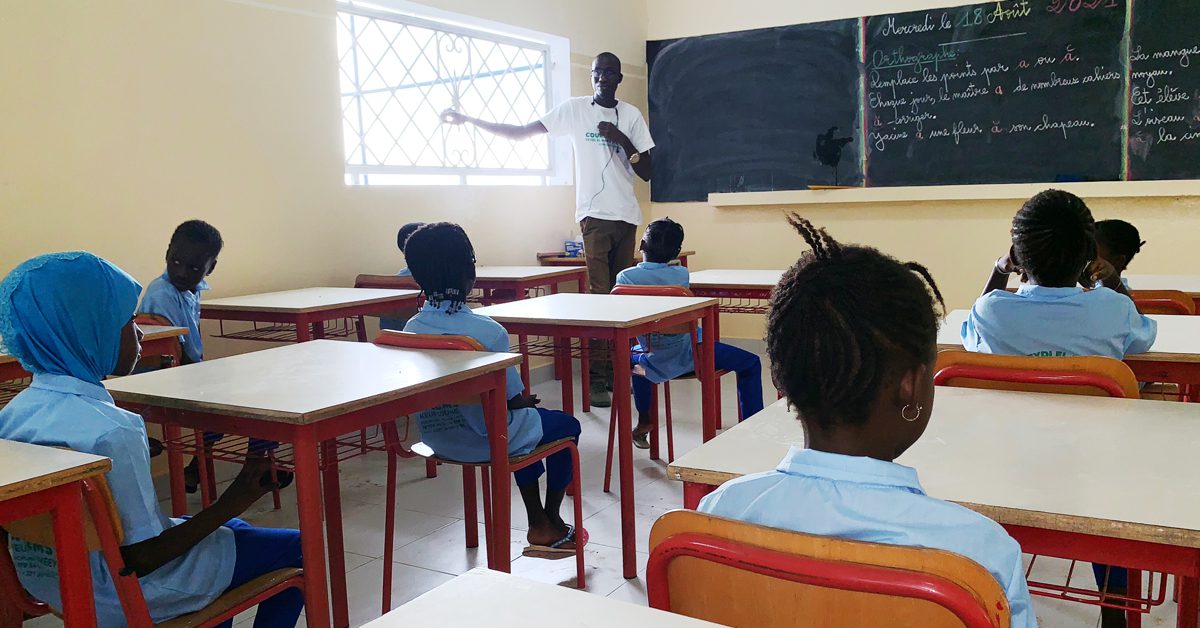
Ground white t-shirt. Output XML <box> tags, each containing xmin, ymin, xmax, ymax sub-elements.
<box><xmin>540</xmin><ymin>97</ymin><xmax>655</xmax><ymax>225</ymax></box>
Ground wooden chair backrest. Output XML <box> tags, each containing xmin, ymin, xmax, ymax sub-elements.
<box><xmin>134</xmin><ymin>312</ymin><xmax>173</xmax><ymax>327</ymax></box>
<box><xmin>1130</xmin><ymin>289</ymin><xmax>1195</xmax><ymax>315</ymax></box>
<box><xmin>610</xmin><ymin>284</ymin><xmax>696</xmax><ymax>336</ymax></box>
<box><xmin>934</xmin><ymin>350</ymin><xmax>1139</xmax><ymax>399</ymax></box>
<box><xmin>373</xmin><ymin>331</ymin><xmax>488</xmax><ymax>405</ymax></box>
<box><xmin>354</xmin><ymin>273</ymin><xmax>420</xmax><ymax>291</ymax></box>
<box><xmin>648</xmin><ymin>510</ymin><xmax>1009</xmax><ymax>628</ymax></box>
<box><xmin>4</xmin><ymin>475</ymin><xmax>122</xmax><ymax>551</ymax></box>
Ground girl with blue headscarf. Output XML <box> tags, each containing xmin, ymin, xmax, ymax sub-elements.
<box><xmin>0</xmin><ymin>252</ymin><xmax>303</xmax><ymax>628</ymax></box>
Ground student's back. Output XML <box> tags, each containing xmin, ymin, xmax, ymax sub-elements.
<box><xmin>964</xmin><ymin>189</ymin><xmax>1156</xmax><ymax>360</ymax></box>
<box><xmin>700</xmin><ymin>215</ymin><xmax>1035</xmax><ymax>627</ymax></box>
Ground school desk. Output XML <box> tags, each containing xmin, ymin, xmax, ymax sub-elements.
<box><xmin>537</xmin><ymin>249</ymin><xmax>695</xmax><ymax>268</ymax></box>
<box><xmin>473</xmin><ymin>293</ymin><xmax>720</xmax><ymax>578</ymax></box>
<box><xmin>0</xmin><ymin>326</ymin><xmax>187</xmax><ymax>407</ymax></box>
<box><xmin>938</xmin><ymin>309</ymin><xmax>1200</xmax><ymax>389</ymax></box>
<box><xmin>105</xmin><ymin>340</ymin><xmax>520</xmax><ymax>628</ymax></box>
<box><xmin>668</xmin><ymin>389</ymin><xmax>1200</xmax><ymax>628</ymax></box>
<box><xmin>202</xmin><ymin>287</ymin><xmax>420</xmax><ymax>343</ymax></box>
<box><xmin>0</xmin><ymin>440</ymin><xmax>112</xmax><ymax>627</ymax></box>
<box><xmin>688</xmin><ymin>269</ymin><xmax>784</xmax><ymax>315</ymax></box>
<box><xmin>362</xmin><ymin>568</ymin><xmax>722</xmax><ymax>628</ymax></box>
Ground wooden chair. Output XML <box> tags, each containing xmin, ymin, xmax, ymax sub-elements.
<box><xmin>1129</xmin><ymin>289</ymin><xmax>1196</xmax><ymax>316</ymax></box>
<box><xmin>372</xmin><ymin>330</ymin><xmax>586</xmax><ymax>612</ymax></box>
<box><xmin>648</xmin><ymin>510</ymin><xmax>1009</xmax><ymax>628</ymax></box>
<box><xmin>602</xmin><ymin>285</ymin><xmax>734</xmax><ymax>492</ymax></box>
<box><xmin>933</xmin><ymin>350</ymin><xmax>1144</xmax><ymax>624</ymax></box>
<box><xmin>3</xmin><ymin>475</ymin><xmax>304</xmax><ymax>628</ymax></box>
<box><xmin>933</xmin><ymin>350</ymin><xmax>1139</xmax><ymax>399</ymax></box>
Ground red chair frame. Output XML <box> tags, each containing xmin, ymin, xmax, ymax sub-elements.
<box><xmin>373</xmin><ymin>330</ymin><xmax>586</xmax><ymax>613</ymax></box>
<box><xmin>647</xmin><ymin>532</ymin><xmax>999</xmax><ymax>628</ymax></box>
<box><xmin>933</xmin><ymin>365</ymin><xmax>1132</xmax><ymax>398</ymax></box>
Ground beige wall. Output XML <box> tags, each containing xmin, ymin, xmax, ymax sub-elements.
<box><xmin>0</xmin><ymin>0</ymin><xmax>646</xmax><ymax>356</ymax></box>
<box><xmin>647</xmin><ymin>0</ymin><xmax>1200</xmax><ymax>339</ymax></box>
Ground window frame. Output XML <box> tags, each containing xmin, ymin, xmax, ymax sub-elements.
<box><xmin>336</xmin><ymin>0</ymin><xmax>573</xmax><ymax>186</ymax></box>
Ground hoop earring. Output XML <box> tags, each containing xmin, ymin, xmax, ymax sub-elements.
<box><xmin>901</xmin><ymin>404</ymin><xmax>923</xmax><ymax>422</ymax></box>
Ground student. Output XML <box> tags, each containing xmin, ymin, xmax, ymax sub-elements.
<box><xmin>395</xmin><ymin>221</ymin><xmax>425</xmax><ymax>277</ymax></box>
<box><xmin>698</xmin><ymin>215</ymin><xmax>1035</xmax><ymax>627</ymax></box>
<box><xmin>963</xmin><ymin>189</ymin><xmax>1153</xmax><ymax>627</ymax></box>
<box><xmin>401</xmin><ymin>223</ymin><xmax>585</xmax><ymax>557</ymax></box>
<box><xmin>0</xmin><ymin>252</ymin><xmax>303</xmax><ymax>628</ymax></box>
<box><xmin>140</xmin><ymin>220</ymin><xmax>285</xmax><ymax>493</ymax></box>
<box><xmin>615</xmin><ymin>217</ymin><xmax>764</xmax><ymax>449</ymax></box>
<box><xmin>1094</xmin><ymin>219</ymin><xmax>1144</xmax><ymax>289</ymax></box>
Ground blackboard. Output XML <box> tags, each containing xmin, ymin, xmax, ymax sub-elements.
<box><xmin>865</xmin><ymin>1</ymin><xmax>1127</xmax><ymax>186</ymax></box>
<box><xmin>646</xmin><ymin>20</ymin><xmax>862</xmax><ymax>202</ymax></box>
<box><xmin>1128</xmin><ymin>0</ymin><xmax>1200</xmax><ymax>180</ymax></box>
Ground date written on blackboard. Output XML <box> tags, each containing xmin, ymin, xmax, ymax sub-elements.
<box><xmin>865</xmin><ymin>0</ymin><xmax>1126</xmax><ymax>185</ymax></box>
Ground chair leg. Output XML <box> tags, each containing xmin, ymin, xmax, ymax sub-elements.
<box><xmin>355</xmin><ymin>315</ymin><xmax>368</xmax><ymax>342</ymax></box>
<box><xmin>603</xmin><ymin>404</ymin><xmax>617</xmax><ymax>493</ymax></box>
<box><xmin>463</xmin><ymin>466</ymin><xmax>479</xmax><ymax>548</ymax></box>
<box><xmin>568</xmin><ymin>444</ymin><xmax>586</xmax><ymax>589</ymax></box>
<box><xmin>269</xmin><ymin>451</ymin><xmax>282</xmax><ymax>511</ymax></box>
<box><xmin>665</xmin><ymin>390</ymin><xmax>676</xmax><ymax>463</ymax></box>
<box><xmin>714</xmin><ymin>379</ymin><xmax>723</xmax><ymax>431</ymax></box>
<box><xmin>425</xmin><ymin>458</ymin><xmax>438</xmax><ymax>478</ymax></box>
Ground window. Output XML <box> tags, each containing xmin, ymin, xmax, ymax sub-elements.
<box><xmin>336</xmin><ymin>0</ymin><xmax>570</xmax><ymax>185</ymax></box>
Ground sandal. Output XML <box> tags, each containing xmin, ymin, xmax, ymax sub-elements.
<box><xmin>523</xmin><ymin>525</ymin><xmax>587</xmax><ymax>560</ymax></box>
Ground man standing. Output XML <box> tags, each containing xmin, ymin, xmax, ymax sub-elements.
<box><xmin>442</xmin><ymin>52</ymin><xmax>654</xmax><ymax>407</ymax></box>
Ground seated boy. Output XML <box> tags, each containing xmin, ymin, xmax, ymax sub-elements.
<box><xmin>615</xmin><ymin>218</ymin><xmax>764</xmax><ymax>449</ymax></box>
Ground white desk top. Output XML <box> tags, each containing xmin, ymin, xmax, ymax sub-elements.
<box><xmin>140</xmin><ymin>325</ymin><xmax>188</xmax><ymax>341</ymax></box>
<box><xmin>362</xmin><ymin>569</ymin><xmax>723</xmax><ymax>628</ymax></box>
<box><xmin>0</xmin><ymin>440</ymin><xmax>111</xmax><ymax>502</ymax></box>
<box><xmin>1124</xmin><ymin>274</ymin><xmax>1200</xmax><ymax>295</ymax></box>
<box><xmin>938</xmin><ymin>309</ymin><xmax>1200</xmax><ymax>362</ymax></box>
<box><xmin>105</xmin><ymin>340</ymin><xmax>520</xmax><ymax>424</ymax></box>
<box><xmin>688</xmin><ymin>269</ymin><xmax>784</xmax><ymax>290</ymax></box>
<box><xmin>670</xmin><ymin>388</ymin><xmax>1200</xmax><ymax>547</ymax></box>
<box><xmin>474</xmin><ymin>293</ymin><xmax>718</xmax><ymax>328</ymax></box>
<box><xmin>474</xmin><ymin>266</ymin><xmax>585</xmax><ymax>281</ymax></box>
<box><xmin>1010</xmin><ymin>274</ymin><xmax>1200</xmax><ymax>295</ymax></box>
<box><xmin>203</xmin><ymin>287</ymin><xmax>419</xmax><ymax>313</ymax></box>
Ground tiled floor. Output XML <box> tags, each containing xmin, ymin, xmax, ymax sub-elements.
<box><xmin>22</xmin><ymin>340</ymin><xmax>1186</xmax><ymax>627</ymax></box>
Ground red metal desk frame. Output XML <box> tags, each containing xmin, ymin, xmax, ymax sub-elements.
<box><xmin>121</xmin><ymin>368</ymin><xmax>510</xmax><ymax>628</ymax></box>
<box><xmin>498</xmin><ymin>303</ymin><xmax>720</xmax><ymax>579</ymax></box>
<box><xmin>0</xmin><ymin>474</ymin><xmax>106</xmax><ymax>627</ymax></box>
<box><xmin>201</xmin><ymin>294</ymin><xmax>421</xmax><ymax>343</ymax></box>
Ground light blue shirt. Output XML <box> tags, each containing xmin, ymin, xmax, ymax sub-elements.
<box><xmin>397</xmin><ymin>267</ymin><xmax>412</xmax><ymax>277</ymax></box>
<box><xmin>615</xmin><ymin>262</ymin><xmax>695</xmax><ymax>384</ymax></box>
<box><xmin>139</xmin><ymin>272</ymin><xmax>208</xmax><ymax>363</ymax></box>
<box><xmin>0</xmin><ymin>374</ymin><xmax>235</xmax><ymax>627</ymax></box>
<box><xmin>962</xmin><ymin>284</ymin><xmax>1156</xmax><ymax>358</ymax></box>
<box><xmin>700</xmin><ymin>447</ymin><xmax>1036</xmax><ymax>627</ymax></box>
<box><xmin>403</xmin><ymin>301</ymin><xmax>542</xmax><ymax>462</ymax></box>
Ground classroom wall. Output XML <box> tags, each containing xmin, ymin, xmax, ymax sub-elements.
<box><xmin>0</xmin><ymin>0</ymin><xmax>647</xmax><ymax>357</ymax></box>
<box><xmin>647</xmin><ymin>0</ymin><xmax>1200</xmax><ymax>339</ymax></box>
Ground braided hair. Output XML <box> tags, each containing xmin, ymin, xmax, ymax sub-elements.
<box><xmin>404</xmin><ymin>222</ymin><xmax>476</xmax><ymax>314</ymax></box>
<box><xmin>767</xmin><ymin>214</ymin><xmax>945</xmax><ymax>428</ymax></box>
<box><xmin>396</xmin><ymin>222</ymin><xmax>426</xmax><ymax>252</ymax></box>
<box><xmin>641</xmin><ymin>217</ymin><xmax>685</xmax><ymax>263</ymax></box>
<box><xmin>1095</xmin><ymin>219</ymin><xmax>1144</xmax><ymax>263</ymax></box>
<box><xmin>170</xmin><ymin>220</ymin><xmax>223</xmax><ymax>258</ymax></box>
<box><xmin>1011</xmin><ymin>189</ymin><xmax>1096</xmax><ymax>286</ymax></box>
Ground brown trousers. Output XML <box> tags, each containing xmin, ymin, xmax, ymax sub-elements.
<box><xmin>581</xmin><ymin>217</ymin><xmax>638</xmax><ymax>388</ymax></box>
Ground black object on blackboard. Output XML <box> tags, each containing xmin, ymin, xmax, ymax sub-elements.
<box><xmin>646</xmin><ymin>20</ymin><xmax>862</xmax><ymax>202</ymax></box>
<box><xmin>1128</xmin><ymin>0</ymin><xmax>1200</xmax><ymax>180</ymax></box>
<box><xmin>864</xmin><ymin>1</ymin><xmax>1127</xmax><ymax>187</ymax></box>
<box><xmin>814</xmin><ymin>126</ymin><xmax>855</xmax><ymax>185</ymax></box>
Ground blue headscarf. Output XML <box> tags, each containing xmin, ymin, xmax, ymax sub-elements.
<box><xmin>0</xmin><ymin>252</ymin><xmax>142</xmax><ymax>384</ymax></box>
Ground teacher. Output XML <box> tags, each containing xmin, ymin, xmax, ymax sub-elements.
<box><xmin>442</xmin><ymin>52</ymin><xmax>655</xmax><ymax>407</ymax></box>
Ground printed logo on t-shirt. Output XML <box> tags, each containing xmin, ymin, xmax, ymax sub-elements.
<box><xmin>1027</xmin><ymin>350</ymin><xmax>1069</xmax><ymax>357</ymax></box>
<box><xmin>584</xmin><ymin>131</ymin><xmax>619</xmax><ymax>150</ymax></box>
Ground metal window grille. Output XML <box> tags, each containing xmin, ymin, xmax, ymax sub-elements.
<box><xmin>337</xmin><ymin>5</ymin><xmax>554</xmax><ymax>185</ymax></box>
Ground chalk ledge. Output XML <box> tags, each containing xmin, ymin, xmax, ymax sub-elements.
<box><xmin>708</xmin><ymin>179</ymin><xmax>1200</xmax><ymax>207</ymax></box>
